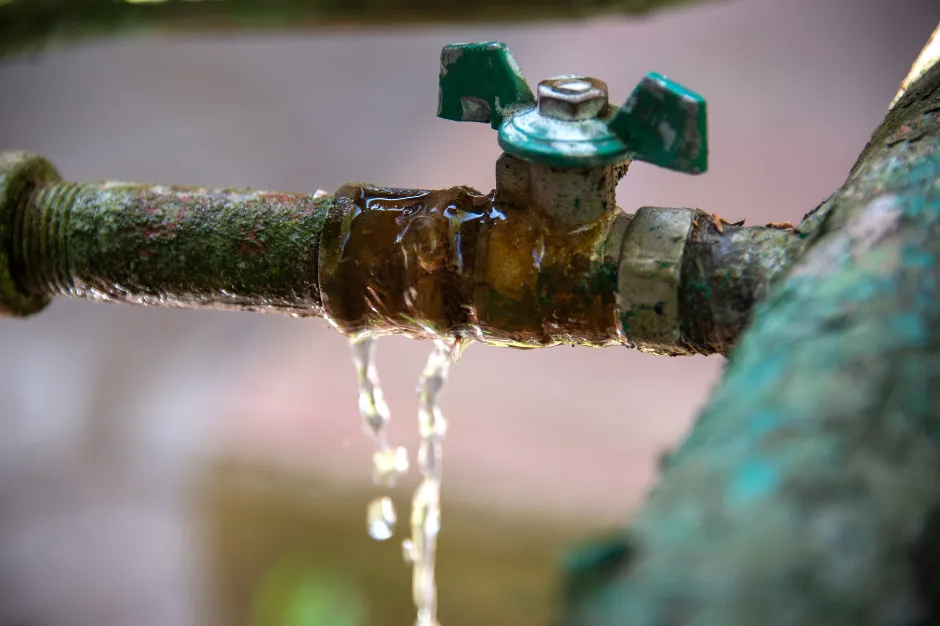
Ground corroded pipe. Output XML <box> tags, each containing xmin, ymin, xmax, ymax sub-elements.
<box><xmin>0</xmin><ymin>150</ymin><xmax>796</xmax><ymax>355</ymax></box>
<box><xmin>680</xmin><ymin>216</ymin><xmax>798</xmax><ymax>355</ymax></box>
<box><xmin>0</xmin><ymin>152</ymin><xmax>333</xmax><ymax>316</ymax></box>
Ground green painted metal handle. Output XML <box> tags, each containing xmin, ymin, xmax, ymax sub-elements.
<box><xmin>437</xmin><ymin>42</ymin><xmax>709</xmax><ymax>172</ymax></box>
<box><xmin>610</xmin><ymin>72</ymin><xmax>708</xmax><ymax>174</ymax></box>
<box><xmin>437</xmin><ymin>42</ymin><xmax>535</xmax><ymax>129</ymax></box>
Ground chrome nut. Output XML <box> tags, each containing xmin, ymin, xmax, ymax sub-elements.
<box><xmin>537</xmin><ymin>76</ymin><xmax>608</xmax><ymax>121</ymax></box>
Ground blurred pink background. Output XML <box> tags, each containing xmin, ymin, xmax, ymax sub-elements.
<box><xmin>0</xmin><ymin>1</ymin><xmax>937</xmax><ymax>625</ymax></box>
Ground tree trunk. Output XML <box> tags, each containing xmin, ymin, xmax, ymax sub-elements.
<box><xmin>564</xmin><ymin>27</ymin><xmax>940</xmax><ymax>626</ymax></box>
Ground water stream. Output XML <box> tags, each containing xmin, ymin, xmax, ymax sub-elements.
<box><xmin>350</xmin><ymin>335</ymin><xmax>462</xmax><ymax>626</ymax></box>
<box><xmin>351</xmin><ymin>336</ymin><xmax>409</xmax><ymax>540</ymax></box>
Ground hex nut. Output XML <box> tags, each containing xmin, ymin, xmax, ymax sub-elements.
<box><xmin>537</xmin><ymin>76</ymin><xmax>608</xmax><ymax>121</ymax></box>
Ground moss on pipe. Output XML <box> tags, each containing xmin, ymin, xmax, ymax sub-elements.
<box><xmin>4</xmin><ymin>154</ymin><xmax>333</xmax><ymax>316</ymax></box>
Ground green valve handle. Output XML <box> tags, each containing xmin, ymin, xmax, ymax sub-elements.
<box><xmin>437</xmin><ymin>42</ymin><xmax>708</xmax><ymax>172</ymax></box>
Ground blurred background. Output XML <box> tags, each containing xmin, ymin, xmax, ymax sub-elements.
<box><xmin>0</xmin><ymin>1</ymin><xmax>936</xmax><ymax>625</ymax></box>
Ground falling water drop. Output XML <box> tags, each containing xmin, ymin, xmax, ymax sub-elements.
<box><xmin>367</xmin><ymin>496</ymin><xmax>397</xmax><ymax>541</ymax></box>
<box><xmin>373</xmin><ymin>446</ymin><xmax>410</xmax><ymax>487</ymax></box>
<box><xmin>351</xmin><ymin>336</ymin><xmax>410</xmax><ymax>489</ymax></box>
<box><xmin>351</xmin><ymin>336</ymin><xmax>409</xmax><ymax>542</ymax></box>
<box><xmin>402</xmin><ymin>539</ymin><xmax>417</xmax><ymax>564</ymax></box>
<box><xmin>351</xmin><ymin>336</ymin><xmax>392</xmax><ymax>443</ymax></box>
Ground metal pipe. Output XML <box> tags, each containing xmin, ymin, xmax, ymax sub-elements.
<box><xmin>679</xmin><ymin>216</ymin><xmax>797</xmax><ymax>355</ymax></box>
<box><xmin>0</xmin><ymin>152</ymin><xmax>332</xmax><ymax>317</ymax></box>
<box><xmin>0</xmin><ymin>151</ymin><xmax>797</xmax><ymax>354</ymax></box>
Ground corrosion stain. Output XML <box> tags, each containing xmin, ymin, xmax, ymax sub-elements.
<box><xmin>711</xmin><ymin>213</ymin><xmax>724</xmax><ymax>234</ymax></box>
<box><xmin>319</xmin><ymin>183</ymin><xmax>623</xmax><ymax>347</ymax></box>
<box><xmin>142</xmin><ymin>226</ymin><xmax>163</xmax><ymax>240</ymax></box>
<box><xmin>263</xmin><ymin>192</ymin><xmax>304</xmax><ymax>204</ymax></box>
<box><xmin>239</xmin><ymin>228</ymin><xmax>269</xmax><ymax>256</ymax></box>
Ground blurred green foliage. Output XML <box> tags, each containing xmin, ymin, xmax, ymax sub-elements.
<box><xmin>251</xmin><ymin>555</ymin><xmax>366</xmax><ymax>626</ymax></box>
<box><xmin>201</xmin><ymin>459</ymin><xmax>591</xmax><ymax>626</ymax></box>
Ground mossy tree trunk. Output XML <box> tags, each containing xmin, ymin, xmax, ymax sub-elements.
<box><xmin>564</xmin><ymin>37</ymin><xmax>940</xmax><ymax>626</ymax></box>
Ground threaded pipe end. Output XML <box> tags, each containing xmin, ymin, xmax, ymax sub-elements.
<box><xmin>14</xmin><ymin>181</ymin><xmax>81</xmax><ymax>298</ymax></box>
<box><xmin>0</xmin><ymin>152</ymin><xmax>59</xmax><ymax>317</ymax></box>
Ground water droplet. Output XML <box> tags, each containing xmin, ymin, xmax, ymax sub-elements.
<box><xmin>352</xmin><ymin>337</ymin><xmax>392</xmax><ymax>440</ymax></box>
<box><xmin>415</xmin><ymin>611</ymin><xmax>441</xmax><ymax>626</ymax></box>
<box><xmin>372</xmin><ymin>446</ymin><xmax>409</xmax><ymax>487</ymax></box>
<box><xmin>402</xmin><ymin>539</ymin><xmax>417</xmax><ymax>564</ymax></box>
<box><xmin>367</xmin><ymin>497</ymin><xmax>397</xmax><ymax>541</ymax></box>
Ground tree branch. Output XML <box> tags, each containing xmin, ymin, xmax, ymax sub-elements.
<box><xmin>0</xmin><ymin>0</ymin><xmax>718</xmax><ymax>59</ymax></box>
